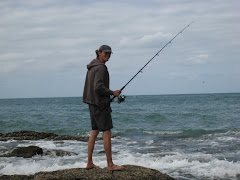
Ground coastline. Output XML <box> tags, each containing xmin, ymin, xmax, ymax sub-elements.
<box><xmin>0</xmin><ymin>131</ymin><xmax>175</xmax><ymax>180</ymax></box>
<box><xmin>0</xmin><ymin>165</ymin><xmax>175</xmax><ymax>180</ymax></box>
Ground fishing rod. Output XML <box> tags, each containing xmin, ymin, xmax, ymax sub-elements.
<box><xmin>114</xmin><ymin>21</ymin><xmax>194</xmax><ymax>103</ymax></box>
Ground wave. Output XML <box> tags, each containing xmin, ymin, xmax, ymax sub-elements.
<box><xmin>143</xmin><ymin>130</ymin><xmax>183</xmax><ymax>135</ymax></box>
<box><xmin>178</xmin><ymin>129</ymin><xmax>240</xmax><ymax>138</ymax></box>
<box><xmin>1</xmin><ymin>148</ymin><xmax>239</xmax><ymax>179</ymax></box>
<box><xmin>1</xmin><ymin>129</ymin><xmax>240</xmax><ymax>179</ymax></box>
<box><xmin>111</xmin><ymin>128</ymin><xmax>240</xmax><ymax>140</ymax></box>
<box><xmin>143</xmin><ymin>129</ymin><xmax>240</xmax><ymax>138</ymax></box>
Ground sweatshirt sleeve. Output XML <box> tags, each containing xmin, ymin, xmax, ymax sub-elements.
<box><xmin>94</xmin><ymin>66</ymin><xmax>113</xmax><ymax>96</ymax></box>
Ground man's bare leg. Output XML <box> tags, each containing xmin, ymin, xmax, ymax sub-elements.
<box><xmin>103</xmin><ymin>130</ymin><xmax>124</xmax><ymax>171</ymax></box>
<box><xmin>86</xmin><ymin>130</ymin><xmax>100</xmax><ymax>169</ymax></box>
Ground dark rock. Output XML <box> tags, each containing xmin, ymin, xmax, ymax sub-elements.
<box><xmin>110</xmin><ymin>165</ymin><xmax>175</xmax><ymax>180</ymax></box>
<box><xmin>0</xmin><ymin>131</ymin><xmax>102</xmax><ymax>142</ymax></box>
<box><xmin>52</xmin><ymin>135</ymin><xmax>91</xmax><ymax>141</ymax></box>
<box><xmin>54</xmin><ymin>150</ymin><xmax>76</xmax><ymax>157</ymax></box>
<box><xmin>44</xmin><ymin>149</ymin><xmax>78</xmax><ymax>157</ymax></box>
<box><xmin>1</xmin><ymin>146</ymin><xmax>77</xmax><ymax>158</ymax></box>
<box><xmin>98</xmin><ymin>150</ymin><xmax>106</xmax><ymax>154</ymax></box>
<box><xmin>2</xmin><ymin>146</ymin><xmax>43</xmax><ymax>158</ymax></box>
<box><xmin>2</xmin><ymin>131</ymin><xmax>58</xmax><ymax>140</ymax></box>
<box><xmin>0</xmin><ymin>137</ymin><xmax>10</xmax><ymax>141</ymax></box>
<box><xmin>98</xmin><ymin>150</ymin><xmax>118</xmax><ymax>155</ymax></box>
<box><xmin>0</xmin><ymin>165</ymin><xmax>175</xmax><ymax>180</ymax></box>
<box><xmin>0</xmin><ymin>175</ymin><xmax>33</xmax><ymax>180</ymax></box>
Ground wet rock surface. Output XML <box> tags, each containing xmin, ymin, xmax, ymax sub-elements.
<box><xmin>0</xmin><ymin>131</ymin><xmax>175</xmax><ymax>179</ymax></box>
<box><xmin>0</xmin><ymin>131</ymin><xmax>95</xmax><ymax>158</ymax></box>
<box><xmin>1</xmin><ymin>146</ymin><xmax>43</xmax><ymax>158</ymax></box>
<box><xmin>0</xmin><ymin>131</ymin><xmax>102</xmax><ymax>141</ymax></box>
<box><xmin>0</xmin><ymin>165</ymin><xmax>175</xmax><ymax>180</ymax></box>
<box><xmin>1</xmin><ymin>145</ymin><xmax>78</xmax><ymax>158</ymax></box>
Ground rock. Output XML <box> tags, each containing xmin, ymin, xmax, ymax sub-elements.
<box><xmin>1</xmin><ymin>146</ymin><xmax>77</xmax><ymax>158</ymax></box>
<box><xmin>98</xmin><ymin>150</ymin><xmax>118</xmax><ymax>155</ymax></box>
<box><xmin>52</xmin><ymin>135</ymin><xmax>92</xmax><ymax>141</ymax></box>
<box><xmin>44</xmin><ymin>149</ymin><xmax>78</xmax><ymax>157</ymax></box>
<box><xmin>98</xmin><ymin>150</ymin><xmax>106</xmax><ymax>154</ymax></box>
<box><xmin>0</xmin><ymin>165</ymin><xmax>175</xmax><ymax>180</ymax></box>
<box><xmin>2</xmin><ymin>146</ymin><xmax>43</xmax><ymax>158</ymax></box>
<box><xmin>0</xmin><ymin>175</ymin><xmax>34</xmax><ymax>180</ymax></box>
<box><xmin>107</xmin><ymin>165</ymin><xmax>175</xmax><ymax>180</ymax></box>
<box><xmin>0</xmin><ymin>131</ymin><xmax>102</xmax><ymax>142</ymax></box>
<box><xmin>2</xmin><ymin>131</ymin><xmax>58</xmax><ymax>140</ymax></box>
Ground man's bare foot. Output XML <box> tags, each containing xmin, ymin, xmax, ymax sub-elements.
<box><xmin>107</xmin><ymin>164</ymin><xmax>124</xmax><ymax>171</ymax></box>
<box><xmin>86</xmin><ymin>163</ymin><xmax>100</xmax><ymax>170</ymax></box>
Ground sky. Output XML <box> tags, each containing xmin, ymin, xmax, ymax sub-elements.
<box><xmin>0</xmin><ymin>0</ymin><xmax>239</xmax><ymax>98</ymax></box>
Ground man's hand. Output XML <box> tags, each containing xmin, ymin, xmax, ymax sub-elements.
<box><xmin>113</xmin><ymin>90</ymin><xmax>121</xmax><ymax>97</ymax></box>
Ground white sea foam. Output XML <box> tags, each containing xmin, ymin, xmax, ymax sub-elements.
<box><xmin>0</xmin><ymin>157</ymin><xmax>85</xmax><ymax>175</ymax></box>
<box><xmin>217</xmin><ymin>136</ymin><xmax>239</xmax><ymax>142</ymax></box>
<box><xmin>1</xmin><ymin>145</ymin><xmax>239</xmax><ymax>179</ymax></box>
<box><xmin>35</xmin><ymin>140</ymin><xmax>58</xmax><ymax>149</ymax></box>
<box><xmin>145</xmin><ymin>140</ymin><xmax>154</xmax><ymax>145</ymax></box>
<box><xmin>143</xmin><ymin>131</ymin><xmax>183</xmax><ymax>135</ymax></box>
<box><xmin>1</xmin><ymin>138</ymin><xmax>240</xmax><ymax>179</ymax></box>
<box><xmin>126</xmin><ymin>141</ymin><xmax>137</xmax><ymax>145</ymax></box>
<box><xmin>111</xmin><ymin>152</ymin><xmax>240</xmax><ymax>179</ymax></box>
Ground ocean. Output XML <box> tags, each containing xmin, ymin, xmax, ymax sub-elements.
<box><xmin>0</xmin><ymin>93</ymin><xmax>240</xmax><ymax>180</ymax></box>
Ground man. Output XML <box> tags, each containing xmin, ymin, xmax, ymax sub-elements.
<box><xmin>83</xmin><ymin>45</ymin><xmax>124</xmax><ymax>171</ymax></box>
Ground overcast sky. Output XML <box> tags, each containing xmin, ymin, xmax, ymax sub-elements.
<box><xmin>0</xmin><ymin>0</ymin><xmax>239</xmax><ymax>98</ymax></box>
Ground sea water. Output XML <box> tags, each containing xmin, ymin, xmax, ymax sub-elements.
<box><xmin>0</xmin><ymin>93</ymin><xmax>240</xmax><ymax>180</ymax></box>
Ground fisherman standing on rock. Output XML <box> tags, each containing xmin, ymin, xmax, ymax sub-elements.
<box><xmin>83</xmin><ymin>45</ymin><xmax>124</xmax><ymax>171</ymax></box>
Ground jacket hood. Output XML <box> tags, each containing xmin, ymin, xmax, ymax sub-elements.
<box><xmin>87</xmin><ymin>58</ymin><xmax>105</xmax><ymax>70</ymax></box>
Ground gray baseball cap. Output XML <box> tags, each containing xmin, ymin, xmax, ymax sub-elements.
<box><xmin>99</xmin><ymin>45</ymin><xmax>113</xmax><ymax>53</ymax></box>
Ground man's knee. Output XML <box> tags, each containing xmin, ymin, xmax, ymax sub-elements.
<box><xmin>103</xmin><ymin>130</ymin><xmax>111</xmax><ymax>137</ymax></box>
<box><xmin>91</xmin><ymin>130</ymin><xmax>99</xmax><ymax>138</ymax></box>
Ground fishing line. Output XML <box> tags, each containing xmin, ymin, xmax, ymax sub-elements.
<box><xmin>115</xmin><ymin>21</ymin><xmax>194</xmax><ymax>103</ymax></box>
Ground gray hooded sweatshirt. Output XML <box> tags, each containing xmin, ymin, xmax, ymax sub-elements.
<box><xmin>83</xmin><ymin>58</ymin><xmax>113</xmax><ymax>106</ymax></box>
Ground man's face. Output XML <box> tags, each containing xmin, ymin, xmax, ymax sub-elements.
<box><xmin>98</xmin><ymin>51</ymin><xmax>111</xmax><ymax>63</ymax></box>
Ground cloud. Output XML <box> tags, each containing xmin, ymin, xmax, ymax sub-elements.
<box><xmin>184</xmin><ymin>54</ymin><xmax>209</xmax><ymax>65</ymax></box>
<box><xmin>119</xmin><ymin>31</ymin><xmax>171</xmax><ymax>49</ymax></box>
<box><xmin>0</xmin><ymin>0</ymin><xmax>239</xmax><ymax>98</ymax></box>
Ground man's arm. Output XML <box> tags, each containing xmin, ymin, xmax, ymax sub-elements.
<box><xmin>94</xmin><ymin>67</ymin><xmax>122</xmax><ymax>97</ymax></box>
<box><xmin>94</xmin><ymin>67</ymin><xmax>113</xmax><ymax>96</ymax></box>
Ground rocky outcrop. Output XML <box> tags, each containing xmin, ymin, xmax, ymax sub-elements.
<box><xmin>0</xmin><ymin>131</ymin><xmax>175</xmax><ymax>179</ymax></box>
<box><xmin>0</xmin><ymin>165</ymin><xmax>175</xmax><ymax>180</ymax></box>
<box><xmin>0</xmin><ymin>131</ymin><xmax>102</xmax><ymax>141</ymax></box>
<box><xmin>2</xmin><ymin>146</ymin><xmax>43</xmax><ymax>158</ymax></box>
<box><xmin>2</xmin><ymin>131</ymin><xmax>58</xmax><ymax>140</ymax></box>
<box><xmin>0</xmin><ymin>175</ymin><xmax>33</xmax><ymax>180</ymax></box>
<box><xmin>44</xmin><ymin>149</ymin><xmax>78</xmax><ymax>157</ymax></box>
<box><xmin>1</xmin><ymin>146</ymin><xmax>77</xmax><ymax>158</ymax></box>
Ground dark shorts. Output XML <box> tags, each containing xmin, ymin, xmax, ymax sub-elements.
<box><xmin>88</xmin><ymin>104</ymin><xmax>113</xmax><ymax>131</ymax></box>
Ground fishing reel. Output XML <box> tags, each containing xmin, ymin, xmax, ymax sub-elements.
<box><xmin>117</xmin><ymin>94</ymin><xmax>126</xmax><ymax>104</ymax></box>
